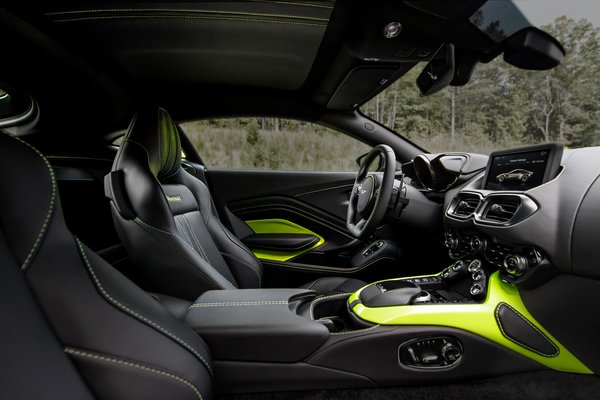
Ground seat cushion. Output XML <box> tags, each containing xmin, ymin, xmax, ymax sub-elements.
<box><xmin>300</xmin><ymin>277</ymin><xmax>367</xmax><ymax>295</ymax></box>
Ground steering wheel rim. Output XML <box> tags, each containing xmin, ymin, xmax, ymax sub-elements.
<box><xmin>347</xmin><ymin>144</ymin><xmax>396</xmax><ymax>239</ymax></box>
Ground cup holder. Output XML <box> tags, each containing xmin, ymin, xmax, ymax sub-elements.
<box><xmin>307</xmin><ymin>294</ymin><xmax>371</xmax><ymax>333</ymax></box>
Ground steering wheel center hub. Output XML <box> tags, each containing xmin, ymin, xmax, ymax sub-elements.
<box><xmin>357</xmin><ymin>175</ymin><xmax>376</xmax><ymax>215</ymax></box>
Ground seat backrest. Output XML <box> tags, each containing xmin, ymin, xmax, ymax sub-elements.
<box><xmin>107</xmin><ymin>108</ymin><xmax>263</xmax><ymax>299</ymax></box>
<box><xmin>0</xmin><ymin>132</ymin><xmax>213</xmax><ymax>400</ymax></box>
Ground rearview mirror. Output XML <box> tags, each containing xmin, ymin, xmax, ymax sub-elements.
<box><xmin>417</xmin><ymin>43</ymin><xmax>456</xmax><ymax>97</ymax></box>
<box><xmin>503</xmin><ymin>27</ymin><xmax>565</xmax><ymax>70</ymax></box>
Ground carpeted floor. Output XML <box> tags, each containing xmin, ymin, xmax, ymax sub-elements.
<box><xmin>222</xmin><ymin>371</ymin><xmax>600</xmax><ymax>400</ymax></box>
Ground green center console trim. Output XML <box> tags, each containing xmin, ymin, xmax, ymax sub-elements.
<box><xmin>349</xmin><ymin>272</ymin><xmax>591</xmax><ymax>374</ymax></box>
<box><xmin>244</xmin><ymin>219</ymin><xmax>325</xmax><ymax>262</ymax></box>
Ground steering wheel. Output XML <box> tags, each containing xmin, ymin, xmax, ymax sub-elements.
<box><xmin>347</xmin><ymin>144</ymin><xmax>397</xmax><ymax>239</ymax></box>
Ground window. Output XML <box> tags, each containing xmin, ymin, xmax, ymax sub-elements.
<box><xmin>362</xmin><ymin>7</ymin><xmax>600</xmax><ymax>154</ymax></box>
<box><xmin>180</xmin><ymin>118</ymin><xmax>371</xmax><ymax>171</ymax></box>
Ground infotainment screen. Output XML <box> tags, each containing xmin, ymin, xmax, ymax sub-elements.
<box><xmin>484</xmin><ymin>143</ymin><xmax>563</xmax><ymax>191</ymax></box>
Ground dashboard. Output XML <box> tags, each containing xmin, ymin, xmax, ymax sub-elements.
<box><xmin>404</xmin><ymin>143</ymin><xmax>600</xmax><ymax>287</ymax></box>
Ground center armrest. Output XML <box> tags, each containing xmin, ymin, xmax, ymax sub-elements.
<box><xmin>184</xmin><ymin>289</ymin><xmax>329</xmax><ymax>362</ymax></box>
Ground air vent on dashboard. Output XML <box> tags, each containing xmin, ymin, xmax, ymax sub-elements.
<box><xmin>449</xmin><ymin>193</ymin><xmax>481</xmax><ymax>218</ymax></box>
<box><xmin>481</xmin><ymin>197</ymin><xmax>521</xmax><ymax>223</ymax></box>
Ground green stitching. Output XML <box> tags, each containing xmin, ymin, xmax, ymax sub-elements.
<box><xmin>189</xmin><ymin>301</ymin><xmax>288</xmax><ymax>309</ymax></box>
<box><xmin>134</xmin><ymin>217</ymin><xmax>237</xmax><ymax>289</ymax></box>
<box><xmin>65</xmin><ymin>348</ymin><xmax>203</xmax><ymax>399</ymax></box>
<box><xmin>245</xmin><ymin>0</ymin><xmax>334</xmax><ymax>10</ymax></box>
<box><xmin>4</xmin><ymin>135</ymin><xmax>57</xmax><ymax>271</ymax></box>
<box><xmin>52</xmin><ymin>14</ymin><xmax>328</xmax><ymax>28</ymax></box>
<box><xmin>74</xmin><ymin>238</ymin><xmax>214</xmax><ymax>375</ymax></box>
<box><xmin>495</xmin><ymin>302</ymin><xmax>560</xmax><ymax>358</ymax></box>
<box><xmin>45</xmin><ymin>8</ymin><xmax>330</xmax><ymax>22</ymax></box>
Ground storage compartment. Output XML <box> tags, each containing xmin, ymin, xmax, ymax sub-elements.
<box><xmin>184</xmin><ymin>288</ymin><xmax>330</xmax><ymax>362</ymax></box>
<box><xmin>299</xmin><ymin>293</ymin><xmax>373</xmax><ymax>333</ymax></box>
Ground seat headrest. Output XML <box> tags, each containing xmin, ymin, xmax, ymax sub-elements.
<box><xmin>120</xmin><ymin>107</ymin><xmax>182</xmax><ymax>181</ymax></box>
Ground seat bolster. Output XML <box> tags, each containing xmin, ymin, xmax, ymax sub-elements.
<box><xmin>181</xmin><ymin>172</ymin><xmax>263</xmax><ymax>289</ymax></box>
<box><xmin>112</xmin><ymin>208</ymin><xmax>237</xmax><ymax>298</ymax></box>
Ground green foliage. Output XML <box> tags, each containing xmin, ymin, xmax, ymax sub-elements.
<box><xmin>363</xmin><ymin>17</ymin><xmax>600</xmax><ymax>154</ymax></box>
<box><xmin>182</xmin><ymin>120</ymin><xmax>371</xmax><ymax>171</ymax></box>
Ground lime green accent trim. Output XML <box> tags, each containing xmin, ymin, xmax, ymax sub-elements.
<box><xmin>245</xmin><ymin>219</ymin><xmax>325</xmax><ymax>262</ymax></box>
<box><xmin>349</xmin><ymin>272</ymin><xmax>592</xmax><ymax>374</ymax></box>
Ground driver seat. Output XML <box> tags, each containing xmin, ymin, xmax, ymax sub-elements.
<box><xmin>106</xmin><ymin>108</ymin><xmax>366</xmax><ymax>300</ymax></box>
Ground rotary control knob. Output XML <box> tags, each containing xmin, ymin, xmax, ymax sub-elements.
<box><xmin>444</xmin><ymin>233</ymin><xmax>459</xmax><ymax>250</ymax></box>
<box><xmin>441</xmin><ymin>342</ymin><xmax>462</xmax><ymax>363</ymax></box>
<box><xmin>469</xmin><ymin>236</ymin><xmax>487</xmax><ymax>252</ymax></box>
<box><xmin>503</xmin><ymin>254</ymin><xmax>528</xmax><ymax>277</ymax></box>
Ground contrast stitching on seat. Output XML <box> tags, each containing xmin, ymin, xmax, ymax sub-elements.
<box><xmin>309</xmin><ymin>292</ymin><xmax>350</xmax><ymax>320</ymax></box>
<box><xmin>45</xmin><ymin>8</ymin><xmax>330</xmax><ymax>22</ymax></box>
<box><xmin>135</xmin><ymin>217</ymin><xmax>237</xmax><ymax>289</ymax></box>
<box><xmin>495</xmin><ymin>302</ymin><xmax>560</xmax><ymax>357</ymax></box>
<box><xmin>329</xmin><ymin>325</ymin><xmax>380</xmax><ymax>336</ymax></box>
<box><xmin>189</xmin><ymin>301</ymin><xmax>288</xmax><ymax>309</ymax></box>
<box><xmin>74</xmin><ymin>238</ymin><xmax>214</xmax><ymax>375</ymax></box>
<box><xmin>220</xmin><ymin>252</ymin><xmax>262</xmax><ymax>288</ymax></box>
<box><xmin>183</xmin><ymin>215</ymin><xmax>210</xmax><ymax>263</ymax></box>
<box><xmin>3</xmin><ymin>134</ymin><xmax>57</xmax><ymax>271</ymax></box>
<box><xmin>64</xmin><ymin>347</ymin><xmax>203</xmax><ymax>399</ymax></box>
<box><xmin>245</xmin><ymin>0</ymin><xmax>335</xmax><ymax>9</ymax></box>
<box><xmin>51</xmin><ymin>15</ymin><xmax>329</xmax><ymax>28</ymax></box>
<box><xmin>174</xmin><ymin>216</ymin><xmax>197</xmax><ymax>253</ymax></box>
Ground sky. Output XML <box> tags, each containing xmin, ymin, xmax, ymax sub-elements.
<box><xmin>514</xmin><ymin>0</ymin><xmax>600</xmax><ymax>27</ymax></box>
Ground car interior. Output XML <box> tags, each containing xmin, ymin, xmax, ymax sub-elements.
<box><xmin>2</xmin><ymin>0</ymin><xmax>600</xmax><ymax>399</ymax></box>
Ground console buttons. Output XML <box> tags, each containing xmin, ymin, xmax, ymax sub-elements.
<box><xmin>503</xmin><ymin>254</ymin><xmax>528</xmax><ymax>276</ymax></box>
<box><xmin>441</xmin><ymin>342</ymin><xmax>462</xmax><ymax>363</ymax></box>
<box><xmin>442</xmin><ymin>261</ymin><xmax>468</xmax><ymax>281</ymax></box>
<box><xmin>471</xmin><ymin>269</ymin><xmax>485</xmax><ymax>282</ymax></box>
<box><xmin>469</xmin><ymin>236</ymin><xmax>487</xmax><ymax>252</ymax></box>
<box><xmin>468</xmin><ymin>259</ymin><xmax>482</xmax><ymax>273</ymax></box>
<box><xmin>399</xmin><ymin>337</ymin><xmax>463</xmax><ymax>369</ymax></box>
<box><xmin>444</xmin><ymin>233</ymin><xmax>459</xmax><ymax>250</ymax></box>
<box><xmin>470</xmin><ymin>283</ymin><xmax>483</xmax><ymax>296</ymax></box>
<box><xmin>363</xmin><ymin>240</ymin><xmax>385</xmax><ymax>257</ymax></box>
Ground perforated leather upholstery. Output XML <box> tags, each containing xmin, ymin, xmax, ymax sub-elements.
<box><xmin>108</xmin><ymin>108</ymin><xmax>366</xmax><ymax>299</ymax></box>
<box><xmin>0</xmin><ymin>132</ymin><xmax>213</xmax><ymax>400</ymax></box>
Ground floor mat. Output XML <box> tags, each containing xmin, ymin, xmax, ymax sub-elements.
<box><xmin>222</xmin><ymin>371</ymin><xmax>600</xmax><ymax>400</ymax></box>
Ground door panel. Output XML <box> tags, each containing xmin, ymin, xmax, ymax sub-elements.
<box><xmin>206</xmin><ymin>169</ymin><xmax>404</xmax><ymax>287</ymax></box>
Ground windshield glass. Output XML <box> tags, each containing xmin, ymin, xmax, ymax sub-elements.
<box><xmin>362</xmin><ymin>0</ymin><xmax>600</xmax><ymax>154</ymax></box>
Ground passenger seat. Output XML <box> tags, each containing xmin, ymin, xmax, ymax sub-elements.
<box><xmin>0</xmin><ymin>131</ymin><xmax>213</xmax><ymax>400</ymax></box>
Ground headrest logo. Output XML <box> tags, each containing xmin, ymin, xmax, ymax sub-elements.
<box><xmin>166</xmin><ymin>195</ymin><xmax>182</xmax><ymax>202</ymax></box>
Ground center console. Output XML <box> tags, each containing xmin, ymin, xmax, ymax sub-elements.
<box><xmin>184</xmin><ymin>261</ymin><xmax>589</xmax><ymax>394</ymax></box>
<box><xmin>183</xmin><ymin>144</ymin><xmax>595</xmax><ymax>393</ymax></box>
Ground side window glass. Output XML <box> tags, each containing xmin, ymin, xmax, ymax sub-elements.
<box><xmin>180</xmin><ymin>118</ymin><xmax>371</xmax><ymax>171</ymax></box>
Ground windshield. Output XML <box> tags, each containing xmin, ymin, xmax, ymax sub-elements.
<box><xmin>362</xmin><ymin>0</ymin><xmax>600</xmax><ymax>154</ymax></box>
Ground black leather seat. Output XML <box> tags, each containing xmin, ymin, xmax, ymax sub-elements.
<box><xmin>107</xmin><ymin>108</ymin><xmax>366</xmax><ymax>300</ymax></box>
<box><xmin>0</xmin><ymin>132</ymin><xmax>213</xmax><ymax>400</ymax></box>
